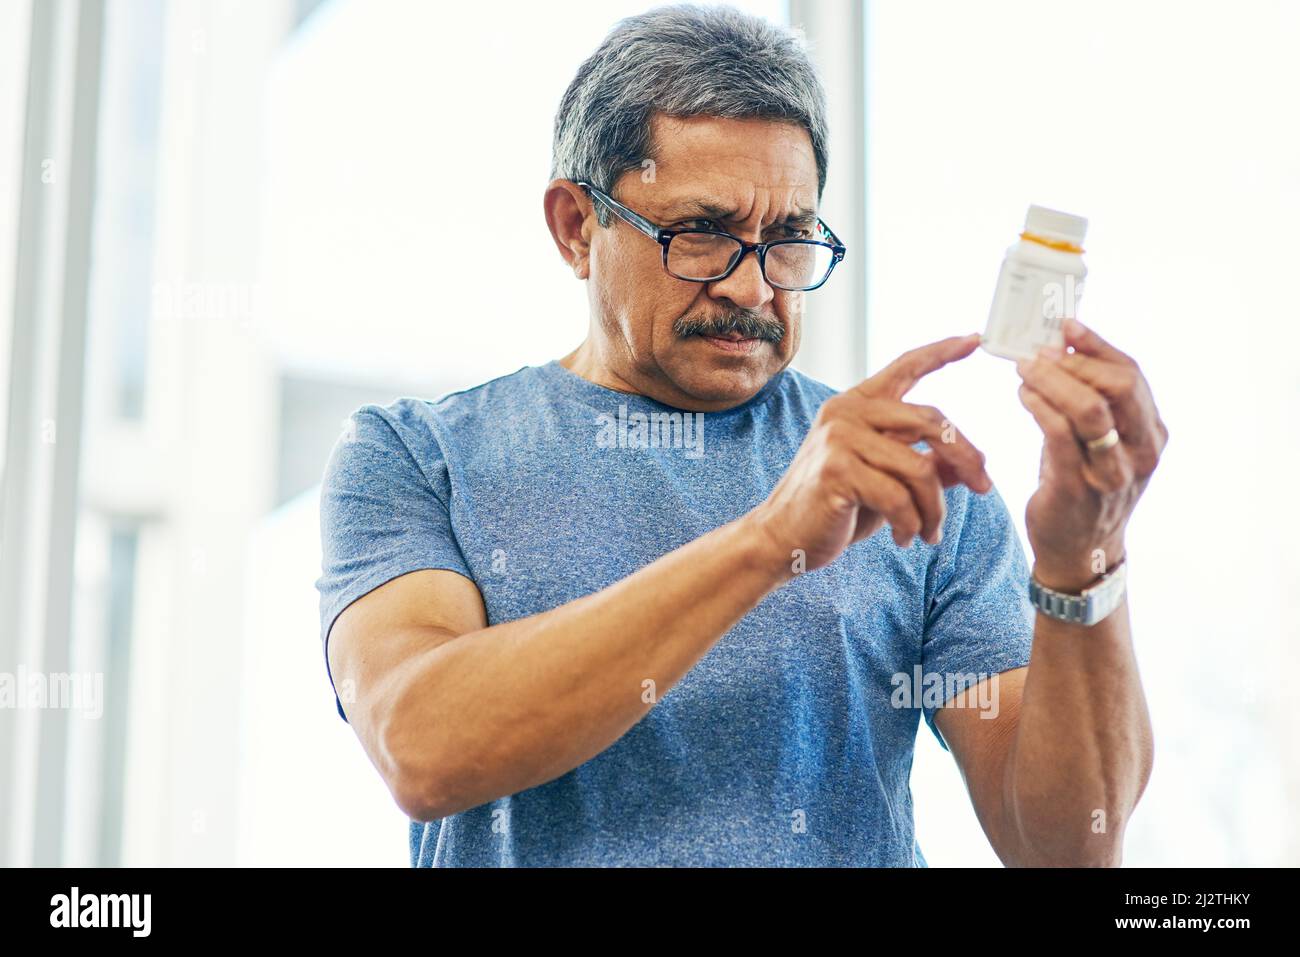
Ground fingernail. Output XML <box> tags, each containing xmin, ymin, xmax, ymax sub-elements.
<box><xmin>1015</xmin><ymin>359</ymin><xmax>1030</xmax><ymax>375</ymax></box>
<box><xmin>1037</xmin><ymin>346</ymin><xmax>1062</xmax><ymax>362</ymax></box>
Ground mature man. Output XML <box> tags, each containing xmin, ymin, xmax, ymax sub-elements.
<box><xmin>317</xmin><ymin>5</ymin><xmax>1166</xmax><ymax>867</ymax></box>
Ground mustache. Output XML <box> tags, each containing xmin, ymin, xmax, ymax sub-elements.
<box><xmin>673</xmin><ymin>309</ymin><xmax>786</xmax><ymax>343</ymax></box>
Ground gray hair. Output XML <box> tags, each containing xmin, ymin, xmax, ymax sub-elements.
<box><xmin>551</xmin><ymin>4</ymin><xmax>829</xmax><ymax>227</ymax></box>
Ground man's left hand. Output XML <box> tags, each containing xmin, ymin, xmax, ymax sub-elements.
<box><xmin>1014</xmin><ymin>317</ymin><xmax>1168</xmax><ymax>592</ymax></box>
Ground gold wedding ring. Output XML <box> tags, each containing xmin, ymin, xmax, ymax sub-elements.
<box><xmin>1084</xmin><ymin>427</ymin><xmax>1120</xmax><ymax>452</ymax></box>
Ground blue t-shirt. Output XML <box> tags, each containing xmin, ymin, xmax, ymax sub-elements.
<box><xmin>316</xmin><ymin>359</ymin><xmax>1035</xmax><ymax>867</ymax></box>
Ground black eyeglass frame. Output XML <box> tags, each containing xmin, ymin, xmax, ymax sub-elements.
<box><xmin>576</xmin><ymin>181</ymin><xmax>846</xmax><ymax>292</ymax></box>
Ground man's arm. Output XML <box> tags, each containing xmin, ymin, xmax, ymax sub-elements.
<box><xmin>329</xmin><ymin>517</ymin><xmax>792</xmax><ymax>822</ymax></box>
<box><xmin>935</xmin><ymin>595</ymin><xmax>1154</xmax><ymax>867</ymax></box>
<box><xmin>937</xmin><ymin>316</ymin><xmax>1166</xmax><ymax>867</ymax></box>
<box><xmin>328</xmin><ymin>335</ymin><xmax>993</xmax><ymax>822</ymax></box>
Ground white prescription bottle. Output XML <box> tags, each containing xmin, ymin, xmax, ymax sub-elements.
<box><xmin>982</xmin><ymin>205</ymin><xmax>1088</xmax><ymax>361</ymax></box>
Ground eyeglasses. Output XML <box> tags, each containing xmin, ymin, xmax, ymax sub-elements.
<box><xmin>576</xmin><ymin>181</ymin><xmax>846</xmax><ymax>292</ymax></box>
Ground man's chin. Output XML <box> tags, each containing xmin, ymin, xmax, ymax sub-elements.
<box><xmin>666</xmin><ymin>344</ymin><xmax>781</xmax><ymax>407</ymax></box>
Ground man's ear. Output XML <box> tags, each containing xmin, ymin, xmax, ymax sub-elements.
<box><xmin>543</xmin><ymin>179</ymin><xmax>594</xmax><ymax>279</ymax></box>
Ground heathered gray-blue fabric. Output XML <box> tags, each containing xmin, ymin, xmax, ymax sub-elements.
<box><xmin>316</xmin><ymin>360</ymin><xmax>1036</xmax><ymax>867</ymax></box>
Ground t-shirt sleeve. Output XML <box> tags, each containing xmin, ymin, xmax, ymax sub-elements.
<box><xmin>315</xmin><ymin>404</ymin><xmax>473</xmax><ymax>723</ymax></box>
<box><xmin>919</xmin><ymin>483</ymin><xmax>1035</xmax><ymax>752</ymax></box>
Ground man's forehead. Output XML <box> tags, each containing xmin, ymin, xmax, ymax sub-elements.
<box><xmin>653</xmin><ymin>194</ymin><xmax>819</xmax><ymax>225</ymax></box>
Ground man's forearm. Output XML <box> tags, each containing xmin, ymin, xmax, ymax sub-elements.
<box><xmin>390</xmin><ymin>514</ymin><xmax>793</xmax><ymax>820</ymax></box>
<box><xmin>1001</xmin><ymin>595</ymin><xmax>1154</xmax><ymax>866</ymax></box>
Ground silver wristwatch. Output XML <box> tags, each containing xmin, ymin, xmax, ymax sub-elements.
<box><xmin>1028</xmin><ymin>558</ymin><xmax>1128</xmax><ymax>626</ymax></box>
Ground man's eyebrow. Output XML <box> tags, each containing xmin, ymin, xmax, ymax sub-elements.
<box><xmin>654</xmin><ymin>199</ymin><xmax>735</xmax><ymax>221</ymax></box>
<box><xmin>777</xmin><ymin>209</ymin><xmax>819</xmax><ymax>228</ymax></box>
<box><xmin>657</xmin><ymin>199</ymin><xmax>818</xmax><ymax>227</ymax></box>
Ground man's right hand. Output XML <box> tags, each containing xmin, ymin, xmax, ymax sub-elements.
<box><xmin>750</xmin><ymin>332</ymin><xmax>994</xmax><ymax>574</ymax></box>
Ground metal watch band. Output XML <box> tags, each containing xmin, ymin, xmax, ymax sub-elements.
<box><xmin>1028</xmin><ymin>558</ymin><xmax>1128</xmax><ymax>626</ymax></box>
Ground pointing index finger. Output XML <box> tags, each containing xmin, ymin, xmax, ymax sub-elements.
<box><xmin>855</xmin><ymin>333</ymin><xmax>982</xmax><ymax>400</ymax></box>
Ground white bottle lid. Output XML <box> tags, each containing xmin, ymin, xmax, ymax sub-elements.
<box><xmin>1024</xmin><ymin>205</ymin><xmax>1088</xmax><ymax>247</ymax></box>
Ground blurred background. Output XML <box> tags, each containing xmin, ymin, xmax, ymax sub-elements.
<box><xmin>0</xmin><ymin>0</ymin><xmax>1296</xmax><ymax>867</ymax></box>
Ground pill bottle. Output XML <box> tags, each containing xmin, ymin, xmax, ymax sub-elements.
<box><xmin>982</xmin><ymin>205</ymin><xmax>1088</xmax><ymax>360</ymax></box>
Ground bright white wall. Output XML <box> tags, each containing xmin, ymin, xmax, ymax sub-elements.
<box><xmin>868</xmin><ymin>0</ymin><xmax>1300</xmax><ymax>866</ymax></box>
<box><xmin>237</xmin><ymin>488</ymin><xmax>409</xmax><ymax>866</ymax></box>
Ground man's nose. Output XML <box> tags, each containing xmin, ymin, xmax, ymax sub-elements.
<box><xmin>706</xmin><ymin>248</ymin><xmax>775</xmax><ymax>311</ymax></box>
